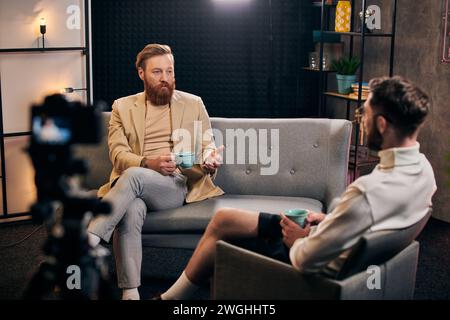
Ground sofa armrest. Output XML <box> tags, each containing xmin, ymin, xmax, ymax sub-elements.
<box><xmin>213</xmin><ymin>240</ymin><xmax>341</xmax><ymax>300</ymax></box>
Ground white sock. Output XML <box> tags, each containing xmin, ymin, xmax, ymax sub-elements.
<box><xmin>122</xmin><ymin>288</ymin><xmax>140</xmax><ymax>300</ymax></box>
<box><xmin>161</xmin><ymin>271</ymin><xmax>200</xmax><ymax>300</ymax></box>
<box><xmin>87</xmin><ymin>232</ymin><xmax>101</xmax><ymax>248</ymax></box>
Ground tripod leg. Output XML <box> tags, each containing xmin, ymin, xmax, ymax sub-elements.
<box><xmin>23</xmin><ymin>262</ymin><xmax>58</xmax><ymax>300</ymax></box>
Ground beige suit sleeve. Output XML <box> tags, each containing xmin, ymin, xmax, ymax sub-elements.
<box><xmin>289</xmin><ymin>186</ymin><xmax>373</xmax><ymax>273</ymax></box>
<box><xmin>197</xmin><ymin>98</ymin><xmax>217</xmax><ymax>162</ymax></box>
<box><xmin>108</xmin><ymin>100</ymin><xmax>144</xmax><ymax>172</ymax></box>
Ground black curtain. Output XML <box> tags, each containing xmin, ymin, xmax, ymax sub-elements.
<box><xmin>92</xmin><ymin>0</ymin><xmax>317</xmax><ymax>117</ymax></box>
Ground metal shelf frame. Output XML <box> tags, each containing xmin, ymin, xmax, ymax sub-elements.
<box><xmin>315</xmin><ymin>0</ymin><xmax>397</xmax><ymax>181</ymax></box>
<box><xmin>0</xmin><ymin>0</ymin><xmax>91</xmax><ymax>222</ymax></box>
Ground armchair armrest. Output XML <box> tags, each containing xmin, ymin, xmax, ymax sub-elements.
<box><xmin>213</xmin><ymin>240</ymin><xmax>341</xmax><ymax>300</ymax></box>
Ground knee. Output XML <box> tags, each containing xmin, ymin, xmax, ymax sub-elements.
<box><xmin>121</xmin><ymin>167</ymin><xmax>144</xmax><ymax>182</ymax></box>
<box><xmin>119</xmin><ymin>167</ymin><xmax>149</xmax><ymax>194</ymax></box>
<box><xmin>119</xmin><ymin>199</ymin><xmax>147</xmax><ymax>232</ymax></box>
<box><xmin>207</xmin><ymin>207</ymin><xmax>236</xmax><ymax>237</ymax></box>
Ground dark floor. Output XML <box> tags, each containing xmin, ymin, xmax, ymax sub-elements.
<box><xmin>0</xmin><ymin>217</ymin><xmax>449</xmax><ymax>300</ymax></box>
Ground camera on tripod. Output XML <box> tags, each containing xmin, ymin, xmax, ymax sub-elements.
<box><xmin>29</xmin><ymin>94</ymin><xmax>102</xmax><ymax>202</ymax></box>
<box><xmin>24</xmin><ymin>94</ymin><xmax>115</xmax><ymax>300</ymax></box>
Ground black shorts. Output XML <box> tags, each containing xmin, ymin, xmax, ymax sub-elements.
<box><xmin>229</xmin><ymin>212</ymin><xmax>291</xmax><ymax>264</ymax></box>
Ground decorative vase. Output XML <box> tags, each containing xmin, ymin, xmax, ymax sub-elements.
<box><xmin>335</xmin><ymin>1</ymin><xmax>351</xmax><ymax>32</ymax></box>
<box><xmin>336</xmin><ymin>74</ymin><xmax>356</xmax><ymax>94</ymax></box>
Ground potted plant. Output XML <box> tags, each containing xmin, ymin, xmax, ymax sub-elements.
<box><xmin>331</xmin><ymin>56</ymin><xmax>360</xmax><ymax>94</ymax></box>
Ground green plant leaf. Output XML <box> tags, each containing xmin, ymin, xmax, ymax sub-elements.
<box><xmin>332</xmin><ymin>56</ymin><xmax>360</xmax><ymax>75</ymax></box>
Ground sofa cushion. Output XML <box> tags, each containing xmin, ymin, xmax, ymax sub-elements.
<box><xmin>142</xmin><ymin>194</ymin><xmax>323</xmax><ymax>234</ymax></box>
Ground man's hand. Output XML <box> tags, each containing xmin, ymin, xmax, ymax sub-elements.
<box><xmin>280</xmin><ymin>213</ymin><xmax>311</xmax><ymax>248</ymax></box>
<box><xmin>201</xmin><ymin>145</ymin><xmax>224</xmax><ymax>174</ymax></box>
<box><xmin>143</xmin><ymin>154</ymin><xmax>176</xmax><ymax>176</ymax></box>
<box><xmin>306</xmin><ymin>212</ymin><xmax>327</xmax><ymax>226</ymax></box>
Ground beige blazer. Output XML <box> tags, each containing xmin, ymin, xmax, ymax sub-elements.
<box><xmin>97</xmin><ymin>90</ymin><xmax>224</xmax><ymax>203</ymax></box>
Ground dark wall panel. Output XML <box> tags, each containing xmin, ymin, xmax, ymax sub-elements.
<box><xmin>92</xmin><ymin>0</ymin><xmax>317</xmax><ymax>117</ymax></box>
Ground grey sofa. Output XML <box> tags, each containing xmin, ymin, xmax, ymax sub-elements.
<box><xmin>75</xmin><ymin>112</ymin><xmax>352</xmax><ymax>276</ymax></box>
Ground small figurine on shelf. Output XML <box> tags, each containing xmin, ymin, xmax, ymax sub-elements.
<box><xmin>359</xmin><ymin>5</ymin><xmax>381</xmax><ymax>33</ymax></box>
<box><xmin>335</xmin><ymin>1</ymin><xmax>351</xmax><ymax>32</ymax></box>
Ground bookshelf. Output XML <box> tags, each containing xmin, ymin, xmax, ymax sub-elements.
<box><xmin>307</xmin><ymin>0</ymin><xmax>397</xmax><ymax>181</ymax></box>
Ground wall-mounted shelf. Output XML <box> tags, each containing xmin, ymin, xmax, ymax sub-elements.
<box><xmin>321</xmin><ymin>31</ymin><xmax>394</xmax><ymax>37</ymax></box>
<box><xmin>302</xmin><ymin>67</ymin><xmax>336</xmax><ymax>73</ymax></box>
<box><xmin>312</xmin><ymin>1</ymin><xmax>337</xmax><ymax>7</ymax></box>
<box><xmin>0</xmin><ymin>47</ymin><xmax>87</xmax><ymax>53</ymax></box>
<box><xmin>2</xmin><ymin>131</ymin><xmax>32</xmax><ymax>138</ymax></box>
<box><xmin>324</xmin><ymin>92</ymin><xmax>367</xmax><ymax>102</ymax></box>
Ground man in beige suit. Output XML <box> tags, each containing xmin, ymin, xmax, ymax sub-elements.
<box><xmin>87</xmin><ymin>44</ymin><xmax>224</xmax><ymax>300</ymax></box>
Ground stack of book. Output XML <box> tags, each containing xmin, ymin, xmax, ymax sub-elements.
<box><xmin>349</xmin><ymin>82</ymin><xmax>369</xmax><ymax>100</ymax></box>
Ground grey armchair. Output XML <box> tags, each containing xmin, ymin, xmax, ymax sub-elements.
<box><xmin>213</xmin><ymin>210</ymin><xmax>431</xmax><ymax>300</ymax></box>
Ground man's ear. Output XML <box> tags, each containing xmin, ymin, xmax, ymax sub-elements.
<box><xmin>138</xmin><ymin>67</ymin><xmax>145</xmax><ymax>81</ymax></box>
<box><xmin>376</xmin><ymin>115</ymin><xmax>387</xmax><ymax>134</ymax></box>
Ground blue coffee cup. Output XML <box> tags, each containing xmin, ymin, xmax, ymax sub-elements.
<box><xmin>284</xmin><ymin>209</ymin><xmax>309</xmax><ymax>227</ymax></box>
<box><xmin>175</xmin><ymin>152</ymin><xmax>195</xmax><ymax>169</ymax></box>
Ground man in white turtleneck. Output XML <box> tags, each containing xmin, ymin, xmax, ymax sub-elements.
<box><xmin>159</xmin><ymin>76</ymin><xmax>437</xmax><ymax>300</ymax></box>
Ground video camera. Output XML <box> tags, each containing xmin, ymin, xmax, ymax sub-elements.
<box><xmin>24</xmin><ymin>94</ymin><xmax>115</xmax><ymax>299</ymax></box>
<box><xmin>29</xmin><ymin>94</ymin><xmax>102</xmax><ymax>202</ymax></box>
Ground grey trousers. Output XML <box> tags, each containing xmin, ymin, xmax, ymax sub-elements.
<box><xmin>88</xmin><ymin>167</ymin><xmax>188</xmax><ymax>288</ymax></box>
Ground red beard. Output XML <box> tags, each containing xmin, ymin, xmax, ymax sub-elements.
<box><xmin>146</xmin><ymin>80</ymin><xmax>175</xmax><ymax>106</ymax></box>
